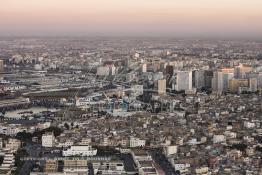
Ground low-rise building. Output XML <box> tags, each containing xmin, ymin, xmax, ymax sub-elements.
<box><xmin>42</xmin><ymin>132</ymin><xmax>55</xmax><ymax>147</ymax></box>
<box><xmin>129</xmin><ymin>137</ymin><xmax>146</xmax><ymax>148</ymax></box>
<box><xmin>63</xmin><ymin>145</ymin><xmax>97</xmax><ymax>157</ymax></box>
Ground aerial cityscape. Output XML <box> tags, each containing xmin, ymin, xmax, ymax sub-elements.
<box><xmin>1</xmin><ymin>1</ymin><xmax>262</xmax><ymax>175</ymax></box>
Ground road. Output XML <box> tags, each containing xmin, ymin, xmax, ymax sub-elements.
<box><xmin>150</xmin><ymin>149</ymin><xmax>177</xmax><ymax>175</ymax></box>
<box><xmin>19</xmin><ymin>144</ymin><xmax>41</xmax><ymax>175</ymax></box>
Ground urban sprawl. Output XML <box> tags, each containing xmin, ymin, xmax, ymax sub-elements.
<box><xmin>1</xmin><ymin>38</ymin><xmax>262</xmax><ymax>175</ymax></box>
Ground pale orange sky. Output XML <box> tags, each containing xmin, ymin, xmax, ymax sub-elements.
<box><xmin>1</xmin><ymin>0</ymin><xmax>262</xmax><ymax>37</ymax></box>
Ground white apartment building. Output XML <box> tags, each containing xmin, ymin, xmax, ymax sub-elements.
<box><xmin>57</xmin><ymin>140</ymin><xmax>74</xmax><ymax>148</ymax></box>
<box><xmin>0</xmin><ymin>153</ymin><xmax>15</xmax><ymax>174</ymax></box>
<box><xmin>2</xmin><ymin>85</ymin><xmax>26</xmax><ymax>92</ymax></box>
<box><xmin>97</xmin><ymin>66</ymin><xmax>110</xmax><ymax>76</ymax></box>
<box><xmin>63</xmin><ymin>145</ymin><xmax>97</xmax><ymax>156</ymax></box>
<box><xmin>93</xmin><ymin>161</ymin><xmax>126</xmax><ymax>175</ymax></box>
<box><xmin>213</xmin><ymin>135</ymin><xmax>226</xmax><ymax>144</ymax></box>
<box><xmin>129</xmin><ymin>137</ymin><xmax>146</xmax><ymax>148</ymax></box>
<box><xmin>244</xmin><ymin>121</ymin><xmax>256</xmax><ymax>129</ymax></box>
<box><xmin>97</xmin><ymin>65</ymin><xmax>116</xmax><ymax>76</ymax></box>
<box><xmin>164</xmin><ymin>145</ymin><xmax>178</xmax><ymax>156</ymax></box>
<box><xmin>0</xmin><ymin>125</ymin><xmax>23</xmax><ymax>136</ymax></box>
<box><xmin>42</xmin><ymin>132</ymin><xmax>55</xmax><ymax>147</ymax></box>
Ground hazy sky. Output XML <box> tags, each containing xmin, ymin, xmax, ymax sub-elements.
<box><xmin>1</xmin><ymin>0</ymin><xmax>262</xmax><ymax>38</ymax></box>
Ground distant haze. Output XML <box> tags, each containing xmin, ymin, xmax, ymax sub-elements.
<box><xmin>1</xmin><ymin>0</ymin><xmax>262</xmax><ymax>38</ymax></box>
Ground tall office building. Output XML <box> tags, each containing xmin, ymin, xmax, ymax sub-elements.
<box><xmin>158</xmin><ymin>79</ymin><xmax>166</xmax><ymax>95</ymax></box>
<box><xmin>165</xmin><ymin>65</ymin><xmax>174</xmax><ymax>88</ymax></box>
<box><xmin>249</xmin><ymin>78</ymin><xmax>258</xmax><ymax>92</ymax></box>
<box><xmin>212</xmin><ymin>71</ymin><xmax>224</xmax><ymax>92</ymax></box>
<box><xmin>204</xmin><ymin>70</ymin><xmax>214</xmax><ymax>88</ymax></box>
<box><xmin>175</xmin><ymin>71</ymin><xmax>192</xmax><ymax>91</ymax></box>
<box><xmin>166</xmin><ymin>65</ymin><xmax>174</xmax><ymax>78</ymax></box>
<box><xmin>193</xmin><ymin>70</ymin><xmax>205</xmax><ymax>89</ymax></box>
<box><xmin>234</xmin><ymin>64</ymin><xmax>252</xmax><ymax>79</ymax></box>
<box><xmin>258</xmin><ymin>73</ymin><xmax>262</xmax><ymax>88</ymax></box>
<box><xmin>0</xmin><ymin>59</ymin><xmax>4</xmax><ymax>72</ymax></box>
<box><xmin>97</xmin><ymin>65</ymin><xmax>116</xmax><ymax>76</ymax></box>
<box><xmin>223</xmin><ymin>72</ymin><xmax>234</xmax><ymax>91</ymax></box>
<box><xmin>212</xmin><ymin>68</ymin><xmax>234</xmax><ymax>92</ymax></box>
